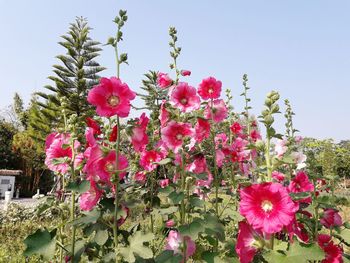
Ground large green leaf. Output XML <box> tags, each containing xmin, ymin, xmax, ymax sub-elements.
<box><xmin>155</xmin><ymin>250</ymin><xmax>183</xmax><ymax>263</ymax></box>
<box><xmin>94</xmin><ymin>229</ymin><xmax>109</xmax><ymax>246</ymax></box>
<box><xmin>66</xmin><ymin>180</ymin><xmax>90</xmax><ymax>193</ymax></box>
<box><xmin>120</xmin><ymin>231</ymin><xmax>154</xmax><ymax>262</ymax></box>
<box><xmin>23</xmin><ymin>229</ymin><xmax>56</xmax><ymax>260</ymax></box>
<box><xmin>70</xmin><ymin>209</ymin><xmax>100</xmax><ymax>226</ymax></box>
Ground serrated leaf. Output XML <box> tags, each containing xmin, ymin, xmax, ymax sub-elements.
<box><xmin>23</xmin><ymin>229</ymin><xmax>56</xmax><ymax>260</ymax></box>
<box><xmin>120</xmin><ymin>231</ymin><xmax>154</xmax><ymax>262</ymax></box>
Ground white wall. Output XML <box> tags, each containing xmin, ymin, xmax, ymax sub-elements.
<box><xmin>0</xmin><ymin>176</ymin><xmax>15</xmax><ymax>198</ymax></box>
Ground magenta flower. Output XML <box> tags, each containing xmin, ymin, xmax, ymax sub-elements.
<box><xmin>165</xmin><ymin>219</ymin><xmax>175</xmax><ymax>228</ymax></box>
<box><xmin>236</xmin><ymin>221</ymin><xmax>262</xmax><ymax>263</ymax></box>
<box><xmin>194</xmin><ymin>118</ymin><xmax>210</xmax><ymax>143</ymax></box>
<box><xmin>180</xmin><ymin>70</ymin><xmax>191</xmax><ymax>76</ymax></box>
<box><xmin>140</xmin><ymin>150</ymin><xmax>162</xmax><ymax>171</ymax></box>
<box><xmin>134</xmin><ymin>171</ymin><xmax>147</xmax><ymax>183</ymax></box>
<box><xmin>79</xmin><ymin>180</ymin><xmax>103</xmax><ymax>211</ymax></box>
<box><xmin>159</xmin><ymin>179</ymin><xmax>170</xmax><ymax>188</ymax></box>
<box><xmin>157</xmin><ymin>72</ymin><xmax>173</xmax><ymax>88</ymax></box>
<box><xmin>318</xmin><ymin>234</ymin><xmax>343</xmax><ymax>263</ymax></box>
<box><xmin>159</xmin><ymin>100</ymin><xmax>170</xmax><ymax>128</ymax></box>
<box><xmin>170</xmin><ymin>82</ymin><xmax>200</xmax><ymax>113</ymax></box>
<box><xmin>288</xmin><ymin>171</ymin><xmax>314</xmax><ymax>203</ymax></box>
<box><xmin>272</xmin><ymin>171</ymin><xmax>285</xmax><ymax>182</ymax></box>
<box><xmin>131</xmin><ymin>113</ymin><xmax>149</xmax><ymax>153</ymax></box>
<box><xmin>204</xmin><ymin>99</ymin><xmax>228</xmax><ymax>123</ymax></box>
<box><xmin>86</xmin><ymin>117</ymin><xmax>101</xmax><ymax>135</ymax></box>
<box><xmin>239</xmin><ymin>182</ymin><xmax>298</xmax><ymax>234</ymax></box>
<box><xmin>250</xmin><ymin>129</ymin><xmax>261</xmax><ymax>142</ymax></box>
<box><xmin>87</xmin><ymin>77</ymin><xmax>136</xmax><ymax>117</ymax></box>
<box><xmin>320</xmin><ymin>209</ymin><xmax>342</xmax><ymax>229</ymax></box>
<box><xmin>161</xmin><ymin>121</ymin><xmax>194</xmax><ymax>153</ymax></box>
<box><xmin>198</xmin><ymin>77</ymin><xmax>222</xmax><ymax>100</ymax></box>
<box><xmin>230</xmin><ymin>122</ymin><xmax>242</xmax><ymax>135</ymax></box>
<box><xmin>165</xmin><ymin>230</ymin><xmax>196</xmax><ymax>260</ymax></box>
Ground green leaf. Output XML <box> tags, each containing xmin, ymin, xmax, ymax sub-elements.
<box><xmin>120</xmin><ymin>231</ymin><xmax>154</xmax><ymax>262</ymax></box>
<box><xmin>168</xmin><ymin>191</ymin><xmax>185</xmax><ymax>204</ymax></box>
<box><xmin>94</xmin><ymin>229</ymin><xmax>109</xmax><ymax>246</ymax></box>
<box><xmin>155</xmin><ymin>250</ymin><xmax>183</xmax><ymax>263</ymax></box>
<box><xmin>23</xmin><ymin>229</ymin><xmax>56</xmax><ymax>260</ymax></box>
<box><xmin>289</xmin><ymin>192</ymin><xmax>311</xmax><ymax>201</ymax></box>
<box><xmin>178</xmin><ymin>219</ymin><xmax>204</xmax><ymax>240</ymax></box>
<box><xmin>70</xmin><ymin>209</ymin><xmax>100</xmax><ymax>226</ymax></box>
<box><xmin>66</xmin><ymin>180</ymin><xmax>90</xmax><ymax>193</ymax></box>
<box><xmin>155</xmin><ymin>158</ymin><xmax>172</xmax><ymax>165</ymax></box>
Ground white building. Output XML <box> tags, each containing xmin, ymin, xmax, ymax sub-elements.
<box><xmin>0</xmin><ymin>170</ymin><xmax>21</xmax><ymax>199</ymax></box>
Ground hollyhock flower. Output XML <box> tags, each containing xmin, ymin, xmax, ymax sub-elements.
<box><xmin>288</xmin><ymin>171</ymin><xmax>314</xmax><ymax>203</ymax></box>
<box><xmin>291</xmin><ymin>151</ymin><xmax>307</xmax><ymax>170</ymax></box>
<box><xmin>320</xmin><ymin>209</ymin><xmax>342</xmax><ymax>229</ymax></box>
<box><xmin>204</xmin><ymin>99</ymin><xmax>228</xmax><ymax>123</ymax></box>
<box><xmin>215</xmin><ymin>133</ymin><xmax>228</xmax><ymax>146</ymax></box>
<box><xmin>170</xmin><ymin>82</ymin><xmax>200</xmax><ymax>113</ymax></box>
<box><xmin>198</xmin><ymin>77</ymin><xmax>222</xmax><ymax>100</ymax></box>
<box><xmin>159</xmin><ymin>100</ymin><xmax>170</xmax><ymax>128</ymax></box>
<box><xmin>157</xmin><ymin>72</ymin><xmax>173</xmax><ymax>88</ymax></box>
<box><xmin>286</xmin><ymin>218</ymin><xmax>309</xmax><ymax>243</ymax></box>
<box><xmin>186</xmin><ymin>155</ymin><xmax>208</xmax><ymax>174</ymax></box>
<box><xmin>272</xmin><ymin>171</ymin><xmax>285</xmax><ymax>182</ymax></box>
<box><xmin>45</xmin><ymin>133</ymin><xmax>75</xmax><ymax>174</ymax></box>
<box><xmin>79</xmin><ymin>180</ymin><xmax>102</xmax><ymax>211</ymax></box>
<box><xmin>134</xmin><ymin>171</ymin><xmax>147</xmax><ymax>183</ymax></box>
<box><xmin>230</xmin><ymin>122</ymin><xmax>242</xmax><ymax>135</ymax></box>
<box><xmin>250</xmin><ymin>130</ymin><xmax>261</xmax><ymax>142</ymax></box>
<box><xmin>161</xmin><ymin>121</ymin><xmax>194</xmax><ymax>153</ymax></box>
<box><xmin>295</xmin><ymin>136</ymin><xmax>303</xmax><ymax>144</ymax></box>
<box><xmin>239</xmin><ymin>182</ymin><xmax>298</xmax><ymax>234</ymax></box>
<box><xmin>140</xmin><ymin>150</ymin><xmax>162</xmax><ymax>171</ymax></box>
<box><xmin>181</xmin><ymin>70</ymin><xmax>191</xmax><ymax>76</ymax></box>
<box><xmin>109</xmin><ymin>125</ymin><xmax>118</xmax><ymax>142</ymax></box>
<box><xmin>236</xmin><ymin>221</ymin><xmax>262</xmax><ymax>263</ymax></box>
<box><xmin>165</xmin><ymin>219</ymin><xmax>175</xmax><ymax>228</ymax></box>
<box><xmin>85</xmin><ymin>127</ymin><xmax>98</xmax><ymax>149</ymax></box>
<box><xmin>194</xmin><ymin>118</ymin><xmax>210</xmax><ymax>143</ymax></box>
<box><xmin>160</xmin><ymin>179</ymin><xmax>170</xmax><ymax>188</ymax></box>
<box><xmin>93</xmin><ymin>150</ymin><xmax>129</xmax><ymax>182</ymax></box>
<box><xmin>87</xmin><ymin>77</ymin><xmax>136</xmax><ymax>117</ymax></box>
<box><xmin>318</xmin><ymin>234</ymin><xmax>343</xmax><ymax>263</ymax></box>
<box><xmin>131</xmin><ymin>113</ymin><xmax>149</xmax><ymax>153</ymax></box>
<box><xmin>117</xmin><ymin>205</ymin><xmax>129</xmax><ymax>227</ymax></box>
<box><xmin>275</xmin><ymin>139</ymin><xmax>288</xmax><ymax>158</ymax></box>
<box><xmin>74</xmin><ymin>153</ymin><xmax>84</xmax><ymax>170</ymax></box>
<box><xmin>165</xmin><ymin>230</ymin><xmax>196</xmax><ymax>260</ymax></box>
<box><xmin>195</xmin><ymin>173</ymin><xmax>213</xmax><ymax>188</ymax></box>
<box><xmin>216</xmin><ymin>149</ymin><xmax>226</xmax><ymax>168</ymax></box>
<box><xmin>86</xmin><ymin>117</ymin><xmax>101</xmax><ymax>135</ymax></box>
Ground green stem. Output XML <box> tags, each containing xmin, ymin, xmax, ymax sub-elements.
<box><xmin>70</xmin><ymin>141</ymin><xmax>77</xmax><ymax>261</ymax></box>
<box><xmin>265</xmin><ymin>135</ymin><xmax>272</xmax><ymax>181</ymax></box>
<box><xmin>180</xmin><ymin>151</ymin><xmax>186</xmax><ymax>224</ymax></box>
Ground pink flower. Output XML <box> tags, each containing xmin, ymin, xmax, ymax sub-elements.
<box><xmin>157</xmin><ymin>72</ymin><xmax>173</xmax><ymax>88</ymax></box>
<box><xmin>159</xmin><ymin>179</ymin><xmax>170</xmax><ymax>188</ymax></box>
<box><xmin>109</xmin><ymin>125</ymin><xmax>118</xmax><ymax>142</ymax></box>
<box><xmin>134</xmin><ymin>171</ymin><xmax>147</xmax><ymax>183</ymax></box>
<box><xmin>285</xmin><ymin>218</ymin><xmax>309</xmax><ymax>243</ymax></box>
<box><xmin>194</xmin><ymin>118</ymin><xmax>210</xmax><ymax>143</ymax></box>
<box><xmin>236</xmin><ymin>221</ymin><xmax>261</xmax><ymax>263</ymax></box>
<box><xmin>79</xmin><ymin>180</ymin><xmax>102</xmax><ymax>211</ymax></box>
<box><xmin>320</xmin><ymin>209</ymin><xmax>342</xmax><ymax>229</ymax></box>
<box><xmin>250</xmin><ymin>130</ymin><xmax>261</xmax><ymax>142</ymax></box>
<box><xmin>86</xmin><ymin>117</ymin><xmax>101</xmax><ymax>135</ymax></box>
<box><xmin>140</xmin><ymin>150</ymin><xmax>162</xmax><ymax>171</ymax></box>
<box><xmin>165</xmin><ymin>230</ymin><xmax>196</xmax><ymax>260</ymax></box>
<box><xmin>181</xmin><ymin>70</ymin><xmax>191</xmax><ymax>76</ymax></box>
<box><xmin>186</xmin><ymin>155</ymin><xmax>208</xmax><ymax>174</ymax></box>
<box><xmin>74</xmin><ymin>153</ymin><xmax>84</xmax><ymax>169</ymax></box>
<box><xmin>239</xmin><ymin>182</ymin><xmax>298</xmax><ymax>234</ymax></box>
<box><xmin>165</xmin><ymin>219</ymin><xmax>175</xmax><ymax>228</ymax></box>
<box><xmin>131</xmin><ymin>113</ymin><xmax>149</xmax><ymax>153</ymax></box>
<box><xmin>288</xmin><ymin>171</ymin><xmax>314</xmax><ymax>203</ymax></box>
<box><xmin>291</xmin><ymin>151</ymin><xmax>307</xmax><ymax>170</ymax></box>
<box><xmin>318</xmin><ymin>234</ymin><xmax>343</xmax><ymax>263</ymax></box>
<box><xmin>275</xmin><ymin>139</ymin><xmax>288</xmax><ymax>158</ymax></box>
<box><xmin>161</xmin><ymin>121</ymin><xmax>194</xmax><ymax>153</ymax></box>
<box><xmin>230</xmin><ymin>122</ymin><xmax>242</xmax><ymax>135</ymax></box>
<box><xmin>204</xmin><ymin>99</ymin><xmax>228</xmax><ymax>123</ymax></box>
<box><xmin>45</xmin><ymin>133</ymin><xmax>74</xmax><ymax>174</ymax></box>
<box><xmin>272</xmin><ymin>171</ymin><xmax>285</xmax><ymax>182</ymax></box>
<box><xmin>159</xmin><ymin>100</ymin><xmax>170</xmax><ymax>128</ymax></box>
<box><xmin>216</xmin><ymin>149</ymin><xmax>226</xmax><ymax>168</ymax></box>
<box><xmin>170</xmin><ymin>82</ymin><xmax>200</xmax><ymax>113</ymax></box>
<box><xmin>295</xmin><ymin>136</ymin><xmax>303</xmax><ymax>144</ymax></box>
<box><xmin>198</xmin><ymin>77</ymin><xmax>222</xmax><ymax>100</ymax></box>
<box><xmin>87</xmin><ymin>77</ymin><xmax>136</xmax><ymax>118</ymax></box>
<box><xmin>117</xmin><ymin>205</ymin><xmax>129</xmax><ymax>227</ymax></box>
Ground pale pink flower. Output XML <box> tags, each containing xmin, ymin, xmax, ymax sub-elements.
<box><xmin>79</xmin><ymin>180</ymin><xmax>103</xmax><ymax>211</ymax></box>
<box><xmin>131</xmin><ymin>113</ymin><xmax>149</xmax><ymax>153</ymax></box>
<box><xmin>170</xmin><ymin>82</ymin><xmax>200</xmax><ymax>113</ymax></box>
<box><xmin>275</xmin><ymin>139</ymin><xmax>288</xmax><ymax>158</ymax></box>
<box><xmin>165</xmin><ymin>230</ymin><xmax>196</xmax><ymax>260</ymax></box>
<box><xmin>204</xmin><ymin>99</ymin><xmax>228</xmax><ymax>123</ymax></box>
<box><xmin>291</xmin><ymin>151</ymin><xmax>307</xmax><ymax>170</ymax></box>
<box><xmin>272</xmin><ymin>171</ymin><xmax>285</xmax><ymax>182</ymax></box>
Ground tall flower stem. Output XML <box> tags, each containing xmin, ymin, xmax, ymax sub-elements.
<box><xmin>210</xmin><ymin>99</ymin><xmax>219</xmax><ymax>216</ymax></box>
<box><xmin>180</xmin><ymin>151</ymin><xmax>186</xmax><ymax>225</ymax></box>
<box><xmin>265</xmin><ymin>136</ymin><xmax>272</xmax><ymax>181</ymax></box>
<box><xmin>70</xmin><ymin>140</ymin><xmax>77</xmax><ymax>261</ymax></box>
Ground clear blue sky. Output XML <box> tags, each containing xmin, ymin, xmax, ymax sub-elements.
<box><xmin>1</xmin><ymin>0</ymin><xmax>349</xmax><ymax>141</ymax></box>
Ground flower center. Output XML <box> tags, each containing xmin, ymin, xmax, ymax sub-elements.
<box><xmin>107</xmin><ymin>95</ymin><xmax>120</xmax><ymax>107</ymax></box>
<box><xmin>106</xmin><ymin>163</ymin><xmax>115</xmax><ymax>173</ymax></box>
<box><xmin>180</xmin><ymin>98</ymin><xmax>187</xmax><ymax>105</ymax></box>
<box><xmin>261</xmin><ymin>200</ymin><xmax>273</xmax><ymax>212</ymax></box>
<box><xmin>176</xmin><ymin>133</ymin><xmax>183</xmax><ymax>140</ymax></box>
<box><xmin>208</xmin><ymin>87</ymin><xmax>214</xmax><ymax>94</ymax></box>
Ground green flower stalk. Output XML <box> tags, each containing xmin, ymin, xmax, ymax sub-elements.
<box><xmin>169</xmin><ymin>27</ymin><xmax>181</xmax><ymax>84</ymax></box>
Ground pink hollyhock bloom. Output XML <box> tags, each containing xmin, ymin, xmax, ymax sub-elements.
<box><xmin>250</xmin><ymin>130</ymin><xmax>261</xmax><ymax>142</ymax></box>
<box><xmin>195</xmin><ymin>173</ymin><xmax>213</xmax><ymax>188</ymax></box>
<box><xmin>198</xmin><ymin>77</ymin><xmax>222</xmax><ymax>100</ymax></box>
<box><xmin>85</xmin><ymin>128</ymin><xmax>98</xmax><ymax>149</ymax></box>
<box><xmin>275</xmin><ymin>139</ymin><xmax>288</xmax><ymax>158</ymax></box>
<box><xmin>117</xmin><ymin>205</ymin><xmax>129</xmax><ymax>227</ymax></box>
<box><xmin>216</xmin><ymin>149</ymin><xmax>226</xmax><ymax>168</ymax></box>
<box><xmin>165</xmin><ymin>219</ymin><xmax>175</xmax><ymax>228</ymax></box>
<box><xmin>194</xmin><ymin>118</ymin><xmax>210</xmax><ymax>143</ymax></box>
<box><xmin>159</xmin><ymin>100</ymin><xmax>170</xmax><ymax>128</ymax></box>
<box><xmin>157</xmin><ymin>72</ymin><xmax>173</xmax><ymax>88</ymax></box>
<box><xmin>204</xmin><ymin>99</ymin><xmax>228</xmax><ymax>123</ymax></box>
<box><xmin>74</xmin><ymin>153</ymin><xmax>84</xmax><ymax>169</ymax></box>
<box><xmin>159</xmin><ymin>179</ymin><xmax>170</xmax><ymax>188</ymax></box>
<box><xmin>288</xmin><ymin>171</ymin><xmax>314</xmax><ymax>203</ymax></box>
<box><xmin>187</xmin><ymin>155</ymin><xmax>208</xmax><ymax>174</ymax></box>
<box><xmin>320</xmin><ymin>209</ymin><xmax>342</xmax><ymax>229</ymax></box>
<box><xmin>180</xmin><ymin>70</ymin><xmax>191</xmax><ymax>76</ymax></box>
<box><xmin>230</xmin><ymin>122</ymin><xmax>242</xmax><ymax>135</ymax></box>
<box><xmin>239</xmin><ymin>182</ymin><xmax>299</xmax><ymax>234</ymax></box>
<box><xmin>134</xmin><ymin>171</ymin><xmax>147</xmax><ymax>183</ymax></box>
<box><xmin>295</xmin><ymin>136</ymin><xmax>303</xmax><ymax>144</ymax></box>
<box><xmin>165</xmin><ymin>230</ymin><xmax>196</xmax><ymax>260</ymax></box>
<box><xmin>140</xmin><ymin>150</ymin><xmax>162</xmax><ymax>171</ymax></box>
<box><xmin>318</xmin><ymin>234</ymin><xmax>343</xmax><ymax>263</ymax></box>
<box><xmin>86</xmin><ymin>117</ymin><xmax>101</xmax><ymax>135</ymax></box>
<box><xmin>45</xmin><ymin>133</ymin><xmax>75</xmax><ymax>174</ymax></box>
<box><xmin>161</xmin><ymin>121</ymin><xmax>194</xmax><ymax>153</ymax></box>
<box><xmin>109</xmin><ymin>125</ymin><xmax>118</xmax><ymax>142</ymax></box>
<box><xmin>131</xmin><ymin>113</ymin><xmax>149</xmax><ymax>153</ymax></box>
<box><xmin>272</xmin><ymin>171</ymin><xmax>285</xmax><ymax>182</ymax></box>
<box><xmin>236</xmin><ymin>221</ymin><xmax>262</xmax><ymax>263</ymax></box>
<box><xmin>291</xmin><ymin>151</ymin><xmax>307</xmax><ymax>170</ymax></box>
<box><xmin>215</xmin><ymin>133</ymin><xmax>228</xmax><ymax>146</ymax></box>
<box><xmin>170</xmin><ymin>82</ymin><xmax>200</xmax><ymax>113</ymax></box>
<box><xmin>79</xmin><ymin>180</ymin><xmax>103</xmax><ymax>211</ymax></box>
<box><xmin>93</xmin><ymin>149</ymin><xmax>129</xmax><ymax>182</ymax></box>
<box><xmin>87</xmin><ymin>77</ymin><xmax>136</xmax><ymax>118</ymax></box>
<box><xmin>286</xmin><ymin>218</ymin><xmax>309</xmax><ymax>243</ymax></box>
